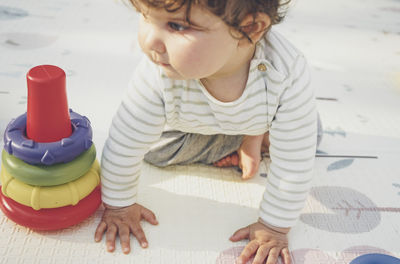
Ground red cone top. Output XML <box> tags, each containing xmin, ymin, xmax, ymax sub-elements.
<box><xmin>26</xmin><ymin>65</ymin><xmax>72</xmax><ymax>143</ymax></box>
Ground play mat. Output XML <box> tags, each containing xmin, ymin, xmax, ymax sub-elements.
<box><xmin>0</xmin><ymin>0</ymin><xmax>399</xmax><ymax>263</ymax></box>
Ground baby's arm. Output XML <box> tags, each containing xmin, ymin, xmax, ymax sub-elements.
<box><xmin>260</xmin><ymin>55</ymin><xmax>316</xmax><ymax>231</ymax></box>
<box><xmin>95</xmin><ymin>57</ymin><xmax>166</xmax><ymax>253</ymax></box>
<box><xmin>232</xmin><ymin>55</ymin><xmax>317</xmax><ymax>264</ymax></box>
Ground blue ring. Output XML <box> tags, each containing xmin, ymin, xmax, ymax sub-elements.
<box><xmin>350</xmin><ymin>253</ymin><xmax>400</xmax><ymax>264</ymax></box>
<box><xmin>3</xmin><ymin>109</ymin><xmax>93</xmax><ymax>165</ymax></box>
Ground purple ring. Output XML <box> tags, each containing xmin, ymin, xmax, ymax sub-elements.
<box><xmin>3</xmin><ymin>109</ymin><xmax>93</xmax><ymax>165</ymax></box>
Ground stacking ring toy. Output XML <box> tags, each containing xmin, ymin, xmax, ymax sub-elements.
<box><xmin>2</xmin><ymin>145</ymin><xmax>96</xmax><ymax>186</ymax></box>
<box><xmin>0</xmin><ymin>185</ymin><xmax>101</xmax><ymax>230</ymax></box>
<box><xmin>350</xmin><ymin>253</ymin><xmax>400</xmax><ymax>264</ymax></box>
<box><xmin>3</xmin><ymin>109</ymin><xmax>93</xmax><ymax>165</ymax></box>
<box><xmin>0</xmin><ymin>160</ymin><xmax>100</xmax><ymax>210</ymax></box>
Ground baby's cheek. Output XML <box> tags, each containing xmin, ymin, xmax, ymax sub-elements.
<box><xmin>169</xmin><ymin>39</ymin><xmax>219</xmax><ymax>77</ymax></box>
<box><xmin>173</xmin><ymin>56</ymin><xmax>206</xmax><ymax>78</ymax></box>
<box><xmin>188</xmin><ymin>54</ymin><xmax>219</xmax><ymax>76</ymax></box>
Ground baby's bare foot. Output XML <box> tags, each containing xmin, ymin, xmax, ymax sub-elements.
<box><xmin>213</xmin><ymin>132</ymin><xmax>270</xmax><ymax>179</ymax></box>
<box><xmin>238</xmin><ymin>134</ymin><xmax>264</xmax><ymax>179</ymax></box>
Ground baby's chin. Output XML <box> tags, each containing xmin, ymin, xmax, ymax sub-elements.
<box><xmin>162</xmin><ymin>68</ymin><xmax>211</xmax><ymax>81</ymax></box>
<box><xmin>160</xmin><ymin>67</ymin><xmax>191</xmax><ymax>80</ymax></box>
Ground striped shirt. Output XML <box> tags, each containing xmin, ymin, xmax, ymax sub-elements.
<box><xmin>101</xmin><ymin>29</ymin><xmax>317</xmax><ymax>228</ymax></box>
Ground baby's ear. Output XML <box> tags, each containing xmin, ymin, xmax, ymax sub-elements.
<box><xmin>239</xmin><ymin>13</ymin><xmax>271</xmax><ymax>44</ymax></box>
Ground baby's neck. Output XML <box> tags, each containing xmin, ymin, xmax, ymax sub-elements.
<box><xmin>200</xmin><ymin>65</ymin><xmax>249</xmax><ymax>102</ymax></box>
<box><xmin>200</xmin><ymin>45</ymin><xmax>256</xmax><ymax>103</ymax></box>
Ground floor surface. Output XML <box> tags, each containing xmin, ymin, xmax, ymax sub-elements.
<box><xmin>0</xmin><ymin>0</ymin><xmax>399</xmax><ymax>263</ymax></box>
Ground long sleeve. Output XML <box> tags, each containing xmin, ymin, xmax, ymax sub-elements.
<box><xmin>259</xmin><ymin>55</ymin><xmax>317</xmax><ymax>227</ymax></box>
<box><xmin>101</xmin><ymin>57</ymin><xmax>166</xmax><ymax>206</ymax></box>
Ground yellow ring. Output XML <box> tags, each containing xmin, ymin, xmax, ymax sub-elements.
<box><xmin>0</xmin><ymin>160</ymin><xmax>100</xmax><ymax>210</ymax></box>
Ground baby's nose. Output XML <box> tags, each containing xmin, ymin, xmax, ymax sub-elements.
<box><xmin>146</xmin><ymin>31</ymin><xmax>166</xmax><ymax>54</ymax></box>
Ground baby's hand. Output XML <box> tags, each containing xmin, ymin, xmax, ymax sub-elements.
<box><xmin>94</xmin><ymin>203</ymin><xmax>158</xmax><ymax>254</ymax></box>
<box><xmin>230</xmin><ymin>220</ymin><xmax>291</xmax><ymax>264</ymax></box>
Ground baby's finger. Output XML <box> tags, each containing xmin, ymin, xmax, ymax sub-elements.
<box><xmin>281</xmin><ymin>248</ymin><xmax>291</xmax><ymax>264</ymax></box>
<box><xmin>252</xmin><ymin>245</ymin><xmax>270</xmax><ymax>264</ymax></box>
<box><xmin>118</xmin><ymin>225</ymin><xmax>131</xmax><ymax>254</ymax></box>
<box><xmin>230</xmin><ymin>226</ymin><xmax>250</xmax><ymax>242</ymax></box>
<box><xmin>265</xmin><ymin>247</ymin><xmax>279</xmax><ymax>264</ymax></box>
<box><xmin>237</xmin><ymin>240</ymin><xmax>259</xmax><ymax>264</ymax></box>
<box><xmin>141</xmin><ymin>207</ymin><xmax>158</xmax><ymax>225</ymax></box>
<box><xmin>131</xmin><ymin>224</ymin><xmax>148</xmax><ymax>248</ymax></box>
<box><xmin>105</xmin><ymin>224</ymin><xmax>118</xmax><ymax>252</ymax></box>
<box><xmin>94</xmin><ymin>221</ymin><xmax>107</xmax><ymax>242</ymax></box>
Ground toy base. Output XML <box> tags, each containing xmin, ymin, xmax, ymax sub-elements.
<box><xmin>0</xmin><ymin>185</ymin><xmax>101</xmax><ymax>230</ymax></box>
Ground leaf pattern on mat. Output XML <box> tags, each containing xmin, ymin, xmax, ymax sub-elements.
<box><xmin>393</xmin><ymin>183</ymin><xmax>400</xmax><ymax>195</ymax></box>
<box><xmin>323</xmin><ymin>127</ymin><xmax>346</xmax><ymax>137</ymax></box>
<box><xmin>0</xmin><ymin>32</ymin><xmax>58</xmax><ymax>50</ymax></box>
<box><xmin>380</xmin><ymin>7</ymin><xmax>400</xmax><ymax>13</ymax></box>
<box><xmin>0</xmin><ymin>72</ymin><xmax>22</xmax><ymax>78</ymax></box>
<box><xmin>357</xmin><ymin>114</ymin><xmax>369</xmax><ymax>123</ymax></box>
<box><xmin>0</xmin><ymin>6</ymin><xmax>28</xmax><ymax>20</ymax></box>
<box><xmin>327</xmin><ymin>159</ymin><xmax>354</xmax><ymax>171</ymax></box>
<box><xmin>300</xmin><ymin>186</ymin><xmax>382</xmax><ymax>233</ymax></box>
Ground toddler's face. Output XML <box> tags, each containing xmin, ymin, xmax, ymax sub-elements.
<box><xmin>137</xmin><ymin>3</ymin><xmax>241</xmax><ymax>80</ymax></box>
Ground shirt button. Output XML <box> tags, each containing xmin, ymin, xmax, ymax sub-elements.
<box><xmin>257</xmin><ymin>63</ymin><xmax>267</xmax><ymax>71</ymax></box>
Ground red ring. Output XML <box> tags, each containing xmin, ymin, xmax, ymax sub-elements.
<box><xmin>0</xmin><ymin>185</ymin><xmax>101</xmax><ymax>230</ymax></box>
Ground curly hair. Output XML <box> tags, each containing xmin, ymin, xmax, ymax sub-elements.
<box><xmin>128</xmin><ymin>0</ymin><xmax>291</xmax><ymax>42</ymax></box>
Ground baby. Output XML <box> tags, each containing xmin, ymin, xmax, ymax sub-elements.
<box><xmin>95</xmin><ymin>1</ymin><xmax>321</xmax><ymax>264</ymax></box>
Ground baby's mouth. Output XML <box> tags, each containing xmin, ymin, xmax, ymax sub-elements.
<box><xmin>157</xmin><ymin>62</ymin><xmax>170</xmax><ymax>67</ymax></box>
<box><xmin>152</xmin><ymin>58</ymin><xmax>169</xmax><ymax>66</ymax></box>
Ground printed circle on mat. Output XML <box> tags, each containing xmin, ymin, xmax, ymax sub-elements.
<box><xmin>0</xmin><ymin>160</ymin><xmax>100</xmax><ymax>210</ymax></box>
<box><xmin>216</xmin><ymin>246</ymin><xmax>257</xmax><ymax>264</ymax></box>
<box><xmin>1</xmin><ymin>144</ymin><xmax>96</xmax><ymax>186</ymax></box>
<box><xmin>3</xmin><ymin>110</ymin><xmax>93</xmax><ymax>165</ymax></box>
<box><xmin>350</xmin><ymin>253</ymin><xmax>400</xmax><ymax>264</ymax></box>
<box><xmin>0</xmin><ymin>185</ymin><xmax>101</xmax><ymax>230</ymax></box>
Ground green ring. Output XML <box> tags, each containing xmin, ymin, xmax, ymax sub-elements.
<box><xmin>1</xmin><ymin>145</ymin><xmax>96</xmax><ymax>186</ymax></box>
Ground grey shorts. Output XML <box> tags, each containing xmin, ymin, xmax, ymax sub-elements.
<box><xmin>144</xmin><ymin>114</ymin><xmax>323</xmax><ymax>167</ymax></box>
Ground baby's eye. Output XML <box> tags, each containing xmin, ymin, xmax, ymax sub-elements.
<box><xmin>168</xmin><ymin>22</ymin><xmax>188</xmax><ymax>32</ymax></box>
